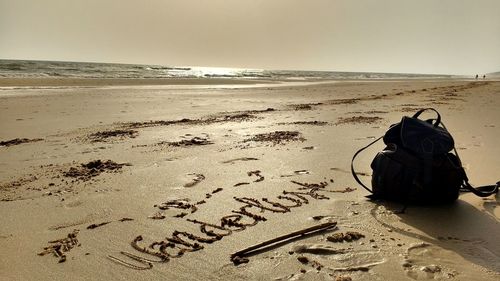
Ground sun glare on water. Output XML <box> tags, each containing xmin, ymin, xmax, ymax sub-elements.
<box><xmin>192</xmin><ymin>66</ymin><xmax>263</xmax><ymax>78</ymax></box>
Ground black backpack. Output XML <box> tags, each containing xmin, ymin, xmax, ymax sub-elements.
<box><xmin>351</xmin><ymin>108</ymin><xmax>499</xmax><ymax>205</ymax></box>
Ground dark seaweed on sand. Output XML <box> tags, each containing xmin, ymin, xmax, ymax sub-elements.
<box><xmin>123</xmin><ymin>118</ymin><xmax>194</xmax><ymax>129</ymax></box>
<box><xmin>287</xmin><ymin>103</ymin><xmax>323</xmax><ymax>110</ymax></box>
<box><xmin>63</xmin><ymin>160</ymin><xmax>130</xmax><ymax>181</ymax></box>
<box><xmin>88</xmin><ymin>129</ymin><xmax>138</xmax><ymax>142</ymax></box>
<box><xmin>335</xmin><ymin>116</ymin><xmax>382</xmax><ymax>125</ymax></box>
<box><xmin>0</xmin><ymin>138</ymin><xmax>43</xmax><ymax>147</ymax></box>
<box><xmin>159</xmin><ymin>137</ymin><xmax>214</xmax><ymax>147</ymax></box>
<box><xmin>244</xmin><ymin>131</ymin><xmax>305</xmax><ymax>145</ymax></box>
<box><xmin>122</xmin><ymin>109</ymin><xmax>275</xmax><ymax>130</ymax></box>
<box><xmin>327</xmin><ymin>231</ymin><xmax>365</xmax><ymax>242</ymax></box>
<box><xmin>277</xmin><ymin>121</ymin><xmax>328</xmax><ymax>126</ymax></box>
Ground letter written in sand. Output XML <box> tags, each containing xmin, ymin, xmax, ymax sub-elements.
<box><xmin>108</xmin><ymin>180</ymin><xmax>331</xmax><ymax>270</ymax></box>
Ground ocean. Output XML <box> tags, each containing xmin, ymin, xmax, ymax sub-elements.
<box><xmin>0</xmin><ymin>59</ymin><xmax>453</xmax><ymax>80</ymax></box>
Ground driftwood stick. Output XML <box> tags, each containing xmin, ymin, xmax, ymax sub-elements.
<box><xmin>231</xmin><ymin>221</ymin><xmax>337</xmax><ymax>260</ymax></box>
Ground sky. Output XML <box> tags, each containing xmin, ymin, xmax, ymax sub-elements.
<box><xmin>1</xmin><ymin>0</ymin><xmax>499</xmax><ymax>75</ymax></box>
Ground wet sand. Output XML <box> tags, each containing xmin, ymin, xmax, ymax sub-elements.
<box><xmin>0</xmin><ymin>79</ymin><xmax>499</xmax><ymax>280</ymax></box>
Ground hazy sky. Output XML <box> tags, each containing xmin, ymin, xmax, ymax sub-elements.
<box><xmin>1</xmin><ymin>0</ymin><xmax>499</xmax><ymax>75</ymax></box>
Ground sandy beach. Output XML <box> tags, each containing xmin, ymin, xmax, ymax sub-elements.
<box><xmin>0</xmin><ymin>78</ymin><xmax>499</xmax><ymax>281</ymax></box>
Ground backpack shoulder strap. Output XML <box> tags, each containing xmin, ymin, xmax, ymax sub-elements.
<box><xmin>351</xmin><ymin>135</ymin><xmax>383</xmax><ymax>193</ymax></box>
<box><xmin>440</xmin><ymin>121</ymin><xmax>499</xmax><ymax>197</ymax></box>
<box><xmin>461</xmin><ymin>181</ymin><xmax>499</xmax><ymax>197</ymax></box>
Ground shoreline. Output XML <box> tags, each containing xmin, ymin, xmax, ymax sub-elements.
<box><xmin>1</xmin><ymin>77</ymin><xmax>495</xmax><ymax>88</ymax></box>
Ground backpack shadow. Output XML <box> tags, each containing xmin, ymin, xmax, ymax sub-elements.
<box><xmin>369</xmin><ymin>196</ymin><xmax>500</xmax><ymax>274</ymax></box>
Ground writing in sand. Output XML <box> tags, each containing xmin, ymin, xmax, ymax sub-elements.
<box><xmin>107</xmin><ymin>180</ymin><xmax>332</xmax><ymax>270</ymax></box>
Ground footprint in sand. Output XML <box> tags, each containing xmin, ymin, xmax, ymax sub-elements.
<box><xmin>183</xmin><ymin>173</ymin><xmax>205</xmax><ymax>188</ymax></box>
<box><xmin>64</xmin><ymin>200</ymin><xmax>83</xmax><ymax>208</ymax></box>
<box><xmin>292</xmin><ymin>244</ymin><xmax>349</xmax><ymax>255</ymax></box>
<box><xmin>402</xmin><ymin>243</ymin><xmax>459</xmax><ymax>280</ymax></box>
<box><xmin>290</xmin><ymin>243</ymin><xmax>385</xmax><ymax>273</ymax></box>
<box><xmin>0</xmin><ymin>234</ymin><xmax>13</xmax><ymax>239</ymax></box>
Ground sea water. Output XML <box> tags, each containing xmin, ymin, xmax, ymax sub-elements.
<box><xmin>0</xmin><ymin>60</ymin><xmax>453</xmax><ymax>80</ymax></box>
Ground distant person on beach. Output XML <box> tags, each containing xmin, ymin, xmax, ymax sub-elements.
<box><xmin>475</xmin><ymin>74</ymin><xmax>478</xmax><ymax>79</ymax></box>
<box><xmin>483</xmin><ymin>75</ymin><xmax>486</xmax><ymax>79</ymax></box>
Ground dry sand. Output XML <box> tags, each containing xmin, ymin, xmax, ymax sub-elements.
<box><xmin>0</xmin><ymin>78</ymin><xmax>499</xmax><ymax>280</ymax></box>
